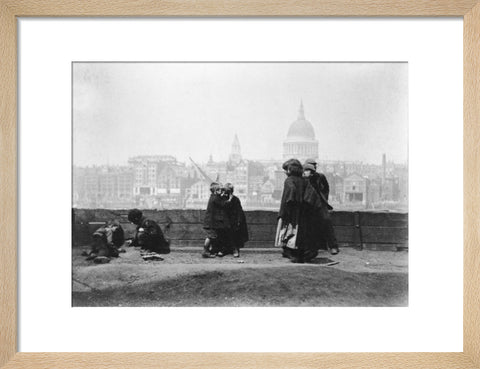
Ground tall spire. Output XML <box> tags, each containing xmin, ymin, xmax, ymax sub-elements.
<box><xmin>229</xmin><ymin>134</ymin><xmax>242</xmax><ymax>164</ymax></box>
<box><xmin>298</xmin><ymin>100</ymin><xmax>305</xmax><ymax>120</ymax></box>
<box><xmin>232</xmin><ymin>134</ymin><xmax>241</xmax><ymax>155</ymax></box>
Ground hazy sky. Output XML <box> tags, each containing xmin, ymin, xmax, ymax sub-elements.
<box><xmin>73</xmin><ymin>62</ymin><xmax>408</xmax><ymax>166</ymax></box>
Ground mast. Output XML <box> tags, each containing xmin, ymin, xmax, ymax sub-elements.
<box><xmin>189</xmin><ymin>157</ymin><xmax>214</xmax><ymax>183</ymax></box>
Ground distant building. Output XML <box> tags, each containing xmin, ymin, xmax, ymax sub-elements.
<box><xmin>128</xmin><ymin>155</ymin><xmax>189</xmax><ymax>209</ymax></box>
<box><xmin>260</xmin><ymin>179</ymin><xmax>275</xmax><ymax>202</ymax></box>
<box><xmin>73</xmin><ymin>106</ymin><xmax>407</xmax><ymax>212</ymax></box>
<box><xmin>185</xmin><ymin>135</ymin><xmax>285</xmax><ymax>209</ymax></box>
<box><xmin>73</xmin><ymin>165</ymin><xmax>134</xmax><ymax>208</ymax></box>
<box><xmin>283</xmin><ymin>101</ymin><xmax>319</xmax><ymax>162</ymax></box>
<box><xmin>367</xmin><ymin>177</ymin><xmax>382</xmax><ymax>208</ymax></box>
<box><xmin>117</xmin><ymin>168</ymin><xmax>134</xmax><ymax>201</ymax></box>
<box><xmin>325</xmin><ymin>172</ymin><xmax>343</xmax><ymax>204</ymax></box>
<box><xmin>343</xmin><ymin>173</ymin><xmax>368</xmax><ymax>206</ymax></box>
<box><xmin>226</xmin><ymin>137</ymin><xmax>248</xmax><ymax>202</ymax></box>
<box><xmin>382</xmin><ymin>176</ymin><xmax>400</xmax><ymax>202</ymax></box>
<box><xmin>186</xmin><ymin>135</ymin><xmax>249</xmax><ymax>208</ymax></box>
<box><xmin>202</xmin><ymin>136</ymin><xmax>249</xmax><ymax>203</ymax></box>
<box><xmin>395</xmin><ymin>166</ymin><xmax>408</xmax><ymax>203</ymax></box>
<box><xmin>247</xmin><ymin>161</ymin><xmax>266</xmax><ymax>199</ymax></box>
<box><xmin>184</xmin><ymin>180</ymin><xmax>211</xmax><ymax>209</ymax></box>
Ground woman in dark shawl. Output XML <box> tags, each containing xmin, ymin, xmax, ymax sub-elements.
<box><xmin>275</xmin><ymin>159</ymin><xmax>308</xmax><ymax>263</ymax></box>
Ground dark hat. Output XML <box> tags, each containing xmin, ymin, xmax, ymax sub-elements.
<box><xmin>303</xmin><ymin>163</ymin><xmax>316</xmax><ymax>171</ymax></box>
<box><xmin>283</xmin><ymin>159</ymin><xmax>303</xmax><ymax>177</ymax></box>
<box><xmin>282</xmin><ymin>158</ymin><xmax>302</xmax><ymax>171</ymax></box>
<box><xmin>304</xmin><ymin>158</ymin><xmax>317</xmax><ymax>166</ymax></box>
<box><xmin>127</xmin><ymin>209</ymin><xmax>143</xmax><ymax>223</ymax></box>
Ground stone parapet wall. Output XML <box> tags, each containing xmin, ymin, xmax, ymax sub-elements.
<box><xmin>72</xmin><ymin>208</ymin><xmax>408</xmax><ymax>251</ymax></box>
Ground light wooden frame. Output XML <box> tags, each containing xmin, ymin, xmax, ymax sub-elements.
<box><xmin>1</xmin><ymin>1</ymin><xmax>479</xmax><ymax>368</ymax></box>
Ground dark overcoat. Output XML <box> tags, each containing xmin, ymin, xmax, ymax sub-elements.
<box><xmin>203</xmin><ymin>194</ymin><xmax>232</xmax><ymax>230</ymax></box>
<box><xmin>309</xmin><ymin>172</ymin><xmax>332</xmax><ymax>209</ymax></box>
<box><xmin>228</xmin><ymin>195</ymin><xmax>249</xmax><ymax>248</ymax></box>
<box><xmin>91</xmin><ymin>224</ymin><xmax>124</xmax><ymax>257</ymax></box>
<box><xmin>133</xmin><ymin>217</ymin><xmax>170</xmax><ymax>254</ymax></box>
<box><xmin>278</xmin><ymin>174</ymin><xmax>308</xmax><ymax>250</ymax></box>
<box><xmin>304</xmin><ymin>172</ymin><xmax>334</xmax><ymax>251</ymax></box>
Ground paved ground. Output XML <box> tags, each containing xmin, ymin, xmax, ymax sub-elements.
<box><xmin>72</xmin><ymin>246</ymin><xmax>408</xmax><ymax>307</ymax></box>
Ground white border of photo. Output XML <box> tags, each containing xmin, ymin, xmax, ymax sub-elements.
<box><xmin>18</xmin><ymin>18</ymin><xmax>463</xmax><ymax>352</ymax></box>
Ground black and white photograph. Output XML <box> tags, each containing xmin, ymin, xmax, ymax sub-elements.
<box><xmin>72</xmin><ymin>62</ymin><xmax>408</xmax><ymax>307</ymax></box>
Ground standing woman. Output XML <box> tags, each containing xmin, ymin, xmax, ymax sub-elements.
<box><xmin>275</xmin><ymin>159</ymin><xmax>308</xmax><ymax>263</ymax></box>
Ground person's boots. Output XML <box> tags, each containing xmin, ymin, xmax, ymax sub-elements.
<box><xmin>290</xmin><ymin>250</ymin><xmax>304</xmax><ymax>264</ymax></box>
<box><xmin>202</xmin><ymin>245</ymin><xmax>215</xmax><ymax>258</ymax></box>
<box><xmin>93</xmin><ymin>256</ymin><xmax>110</xmax><ymax>264</ymax></box>
<box><xmin>329</xmin><ymin>245</ymin><xmax>340</xmax><ymax>255</ymax></box>
<box><xmin>282</xmin><ymin>246</ymin><xmax>292</xmax><ymax>259</ymax></box>
<box><xmin>304</xmin><ymin>249</ymin><xmax>318</xmax><ymax>262</ymax></box>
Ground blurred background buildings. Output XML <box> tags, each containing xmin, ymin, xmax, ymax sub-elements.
<box><xmin>73</xmin><ymin>102</ymin><xmax>408</xmax><ymax>211</ymax></box>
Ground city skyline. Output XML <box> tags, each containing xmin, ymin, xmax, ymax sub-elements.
<box><xmin>73</xmin><ymin>62</ymin><xmax>408</xmax><ymax>166</ymax></box>
<box><xmin>72</xmin><ymin>146</ymin><xmax>406</xmax><ymax>168</ymax></box>
<box><xmin>73</xmin><ymin>143</ymin><xmax>408</xmax><ymax>212</ymax></box>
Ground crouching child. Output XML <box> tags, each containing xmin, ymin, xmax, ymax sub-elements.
<box><xmin>84</xmin><ymin>221</ymin><xmax>125</xmax><ymax>263</ymax></box>
<box><xmin>128</xmin><ymin>209</ymin><xmax>170</xmax><ymax>260</ymax></box>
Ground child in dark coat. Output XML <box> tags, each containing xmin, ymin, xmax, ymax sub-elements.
<box><xmin>128</xmin><ymin>209</ymin><xmax>170</xmax><ymax>257</ymax></box>
<box><xmin>202</xmin><ymin>182</ymin><xmax>232</xmax><ymax>258</ymax></box>
<box><xmin>223</xmin><ymin>183</ymin><xmax>249</xmax><ymax>257</ymax></box>
<box><xmin>84</xmin><ymin>221</ymin><xmax>125</xmax><ymax>263</ymax></box>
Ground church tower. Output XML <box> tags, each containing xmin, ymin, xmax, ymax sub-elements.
<box><xmin>229</xmin><ymin>134</ymin><xmax>242</xmax><ymax>165</ymax></box>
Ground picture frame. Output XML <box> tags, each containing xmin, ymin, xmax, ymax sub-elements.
<box><xmin>0</xmin><ymin>1</ymin><xmax>478</xmax><ymax>368</ymax></box>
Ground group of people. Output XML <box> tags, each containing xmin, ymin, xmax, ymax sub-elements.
<box><xmin>82</xmin><ymin>183</ymin><xmax>249</xmax><ymax>263</ymax></box>
<box><xmin>276</xmin><ymin>157</ymin><xmax>339</xmax><ymax>263</ymax></box>
<box><xmin>83</xmin><ymin>209</ymin><xmax>171</xmax><ymax>263</ymax></box>
<box><xmin>202</xmin><ymin>182</ymin><xmax>249</xmax><ymax>258</ymax></box>
<box><xmin>83</xmin><ymin>158</ymin><xmax>337</xmax><ymax>264</ymax></box>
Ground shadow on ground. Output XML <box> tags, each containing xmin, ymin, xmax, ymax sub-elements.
<box><xmin>72</xmin><ymin>247</ymin><xmax>408</xmax><ymax>307</ymax></box>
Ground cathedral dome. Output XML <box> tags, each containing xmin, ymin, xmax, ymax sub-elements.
<box><xmin>285</xmin><ymin>101</ymin><xmax>316</xmax><ymax>140</ymax></box>
<box><xmin>287</xmin><ymin>119</ymin><xmax>315</xmax><ymax>139</ymax></box>
<box><xmin>283</xmin><ymin>101</ymin><xmax>319</xmax><ymax>162</ymax></box>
